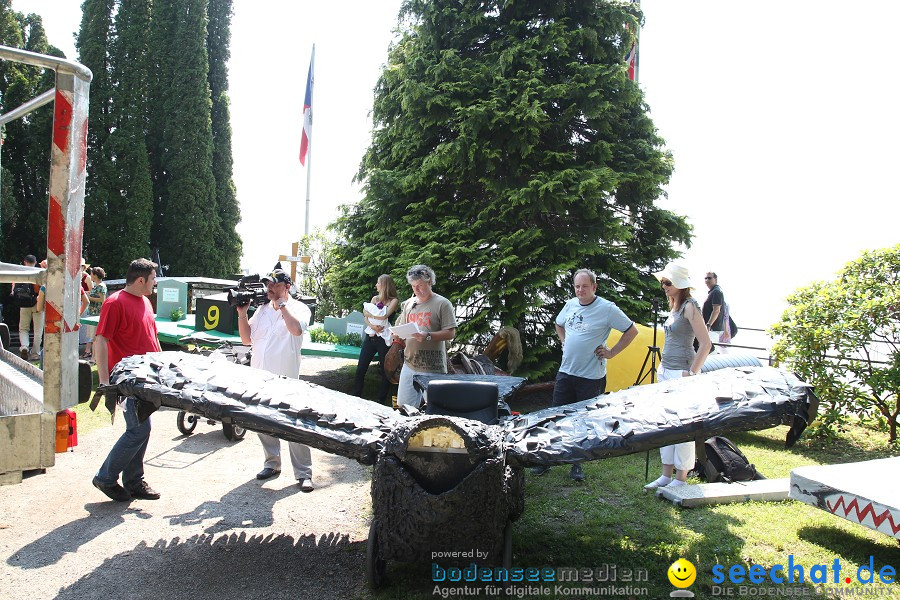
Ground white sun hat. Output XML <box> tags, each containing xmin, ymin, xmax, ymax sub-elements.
<box><xmin>653</xmin><ymin>261</ymin><xmax>693</xmax><ymax>290</ymax></box>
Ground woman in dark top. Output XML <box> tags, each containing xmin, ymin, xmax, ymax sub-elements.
<box><xmin>353</xmin><ymin>274</ymin><xmax>399</xmax><ymax>404</ymax></box>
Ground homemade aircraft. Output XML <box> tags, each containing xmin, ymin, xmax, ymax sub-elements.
<box><xmin>104</xmin><ymin>351</ymin><xmax>816</xmax><ymax>587</ymax></box>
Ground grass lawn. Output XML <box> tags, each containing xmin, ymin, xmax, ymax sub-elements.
<box><xmin>73</xmin><ymin>363</ymin><xmax>899</xmax><ymax>600</ymax></box>
<box><xmin>373</xmin><ymin>423</ymin><xmax>899</xmax><ymax>600</ymax></box>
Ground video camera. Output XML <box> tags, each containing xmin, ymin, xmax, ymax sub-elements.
<box><xmin>226</xmin><ymin>274</ymin><xmax>269</xmax><ymax>308</ymax></box>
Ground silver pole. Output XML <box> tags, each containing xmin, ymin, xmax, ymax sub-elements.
<box><xmin>634</xmin><ymin>0</ymin><xmax>641</xmax><ymax>84</ymax></box>
<box><xmin>0</xmin><ymin>88</ymin><xmax>56</xmax><ymax>126</ymax></box>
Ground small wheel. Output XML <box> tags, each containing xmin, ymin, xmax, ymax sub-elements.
<box><xmin>366</xmin><ymin>520</ymin><xmax>386</xmax><ymax>589</ymax></box>
<box><xmin>223</xmin><ymin>423</ymin><xmax>246</xmax><ymax>441</ymax></box>
<box><xmin>177</xmin><ymin>411</ymin><xmax>198</xmax><ymax>435</ymax></box>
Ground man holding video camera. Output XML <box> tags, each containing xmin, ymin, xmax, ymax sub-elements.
<box><xmin>236</xmin><ymin>269</ymin><xmax>315</xmax><ymax>492</ymax></box>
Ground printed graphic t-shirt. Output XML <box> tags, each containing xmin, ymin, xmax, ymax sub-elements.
<box><xmin>556</xmin><ymin>296</ymin><xmax>633</xmax><ymax>380</ymax></box>
<box><xmin>396</xmin><ymin>293</ymin><xmax>457</xmax><ymax>373</ymax></box>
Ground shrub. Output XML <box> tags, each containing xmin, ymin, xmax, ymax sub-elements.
<box><xmin>771</xmin><ymin>244</ymin><xmax>900</xmax><ymax>442</ymax></box>
<box><xmin>338</xmin><ymin>332</ymin><xmax>362</xmax><ymax>347</ymax></box>
<box><xmin>309</xmin><ymin>328</ymin><xmax>339</xmax><ymax>344</ymax></box>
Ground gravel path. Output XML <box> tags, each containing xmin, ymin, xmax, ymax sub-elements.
<box><xmin>0</xmin><ymin>358</ymin><xmax>378</xmax><ymax>600</ymax></box>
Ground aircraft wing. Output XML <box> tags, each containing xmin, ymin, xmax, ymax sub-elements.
<box><xmin>105</xmin><ymin>351</ymin><xmax>400</xmax><ymax>465</ymax></box>
<box><xmin>501</xmin><ymin>366</ymin><xmax>816</xmax><ymax>468</ymax></box>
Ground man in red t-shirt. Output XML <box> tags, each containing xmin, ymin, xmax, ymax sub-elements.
<box><xmin>92</xmin><ymin>258</ymin><xmax>162</xmax><ymax>502</ymax></box>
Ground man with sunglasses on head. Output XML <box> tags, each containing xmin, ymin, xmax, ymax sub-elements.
<box><xmin>392</xmin><ymin>264</ymin><xmax>457</xmax><ymax>409</ymax></box>
<box><xmin>702</xmin><ymin>272</ymin><xmax>728</xmax><ymax>354</ymax></box>
<box><xmin>534</xmin><ymin>268</ymin><xmax>637</xmax><ymax>481</ymax></box>
<box><xmin>236</xmin><ymin>269</ymin><xmax>315</xmax><ymax>492</ymax></box>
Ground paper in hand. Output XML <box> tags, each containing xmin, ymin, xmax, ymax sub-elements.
<box><xmin>389</xmin><ymin>322</ymin><xmax>424</xmax><ymax>340</ymax></box>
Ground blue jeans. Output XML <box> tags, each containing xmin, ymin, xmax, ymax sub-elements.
<box><xmin>96</xmin><ymin>397</ymin><xmax>151</xmax><ymax>488</ymax></box>
<box><xmin>552</xmin><ymin>372</ymin><xmax>606</xmax><ymax>407</ymax></box>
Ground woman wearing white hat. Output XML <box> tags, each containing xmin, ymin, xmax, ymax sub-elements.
<box><xmin>644</xmin><ymin>261</ymin><xmax>712</xmax><ymax>490</ymax></box>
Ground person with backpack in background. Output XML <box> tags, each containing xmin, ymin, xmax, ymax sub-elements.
<box><xmin>644</xmin><ymin>262</ymin><xmax>712</xmax><ymax>490</ymax></box>
<box><xmin>9</xmin><ymin>254</ymin><xmax>43</xmax><ymax>361</ymax></box>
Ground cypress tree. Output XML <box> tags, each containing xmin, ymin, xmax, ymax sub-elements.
<box><xmin>149</xmin><ymin>0</ymin><xmax>219</xmax><ymax>276</ymax></box>
<box><xmin>334</xmin><ymin>0</ymin><xmax>691</xmax><ymax>377</ymax></box>
<box><xmin>207</xmin><ymin>0</ymin><xmax>241</xmax><ymax>276</ymax></box>
<box><xmin>102</xmin><ymin>0</ymin><xmax>153</xmax><ymax>276</ymax></box>
<box><xmin>76</xmin><ymin>0</ymin><xmax>115</xmax><ymax>266</ymax></box>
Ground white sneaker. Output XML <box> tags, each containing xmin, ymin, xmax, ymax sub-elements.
<box><xmin>644</xmin><ymin>476</ymin><xmax>672</xmax><ymax>490</ymax></box>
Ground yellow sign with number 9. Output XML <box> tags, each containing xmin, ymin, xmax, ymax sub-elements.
<box><xmin>204</xmin><ymin>305</ymin><xmax>219</xmax><ymax>330</ymax></box>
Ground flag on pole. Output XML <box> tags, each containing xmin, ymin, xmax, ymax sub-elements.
<box><xmin>299</xmin><ymin>47</ymin><xmax>314</xmax><ymax>166</ymax></box>
<box><xmin>626</xmin><ymin>0</ymin><xmax>640</xmax><ymax>82</ymax></box>
<box><xmin>625</xmin><ymin>41</ymin><xmax>637</xmax><ymax>81</ymax></box>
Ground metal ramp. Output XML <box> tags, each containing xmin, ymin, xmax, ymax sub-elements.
<box><xmin>0</xmin><ymin>347</ymin><xmax>49</xmax><ymax>484</ymax></box>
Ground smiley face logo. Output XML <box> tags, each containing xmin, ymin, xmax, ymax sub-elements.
<box><xmin>667</xmin><ymin>558</ymin><xmax>696</xmax><ymax>588</ymax></box>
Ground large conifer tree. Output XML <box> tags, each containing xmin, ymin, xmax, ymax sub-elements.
<box><xmin>148</xmin><ymin>0</ymin><xmax>220</xmax><ymax>276</ymax></box>
<box><xmin>76</xmin><ymin>0</ymin><xmax>115</xmax><ymax>266</ymax></box>
<box><xmin>334</xmin><ymin>0</ymin><xmax>691</xmax><ymax>377</ymax></box>
<box><xmin>72</xmin><ymin>0</ymin><xmax>240</xmax><ymax>278</ymax></box>
<box><xmin>206</xmin><ymin>0</ymin><xmax>241</xmax><ymax>276</ymax></box>
<box><xmin>103</xmin><ymin>0</ymin><xmax>153</xmax><ymax>276</ymax></box>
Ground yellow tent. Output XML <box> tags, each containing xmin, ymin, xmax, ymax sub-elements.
<box><xmin>605</xmin><ymin>323</ymin><xmax>664</xmax><ymax>392</ymax></box>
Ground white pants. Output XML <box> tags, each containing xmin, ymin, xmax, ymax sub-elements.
<box><xmin>18</xmin><ymin>306</ymin><xmax>44</xmax><ymax>354</ymax></box>
<box><xmin>397</xmin><ymin>363</ymin><xmax>426</xmax><ymax>409</ymax></box>
<box><xmin>709</xmin><ymin>330</ymin><xmax>729</xmax><ymax>354</ymax></box>
<box><xmin>657</xmin><ymin>366</ymin><xmax>696</xmax><ymax>471</ymax></box>
<box><xmin>258</xmin><ymin>433</ymin><xmax>312</xmax><ymax>479</ymax></box>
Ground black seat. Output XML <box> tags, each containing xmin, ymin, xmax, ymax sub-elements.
<box><xmin>424</xmin><ymin>380</ymin><xmax>499</xmax><ymax>424</ymax></box>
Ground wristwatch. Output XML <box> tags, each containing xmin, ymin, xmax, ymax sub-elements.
<box><xmin>425</xmin><ymin>332</ymin><xmax>432</xmax><ymax>341</ymax></box>
<box><xmin>277</xmin><ymin>300</ymin><xmax>287</xmax><ymax>308</ymax></box>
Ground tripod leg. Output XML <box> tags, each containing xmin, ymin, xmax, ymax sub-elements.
<box><xmin>634</xmin><ymin>350</ymin><xmax>653</xmax><ymax>386</ymax></box>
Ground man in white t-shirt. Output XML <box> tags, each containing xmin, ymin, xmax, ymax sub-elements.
<box><xmin>236</xmin><ymin>269</ymin><xmax>314</xmax><ymax>492</ymax></box>
<box><xmin>537</xmin><ymin>268</ymin><xmax>638</xmax><ymax>481</ymax></box>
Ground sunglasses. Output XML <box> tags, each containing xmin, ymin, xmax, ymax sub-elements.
<box><xmin>660</xmin><ymin>280</ymin><xmax>673</xmax><ymax>287</ymax></box>
<box><xmin>704</xmin><ymin>276</ymin><xmax>714</xmax><ymax>280</ymax></box>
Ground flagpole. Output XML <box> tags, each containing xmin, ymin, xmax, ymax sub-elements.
<box><xmin>304</xmin><ymin>45</ymin><xmax>315</xmax><ymax>237</ymax></box>
<box><xmin>633</xmin><ymin>0</ymin><xmax>640</xmax><ymax>84</ymax></box>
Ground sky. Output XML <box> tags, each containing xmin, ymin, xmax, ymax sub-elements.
<box><xmin>11</xmin><ymin>0</ymin><xmax>900</xmax><ymax>332</ymax></box>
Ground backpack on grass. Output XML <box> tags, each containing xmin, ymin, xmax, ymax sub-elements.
<box><xmin>698</xmin><ymin>436</ymin><xmax>762</xmax><ymax>483</ymax></box>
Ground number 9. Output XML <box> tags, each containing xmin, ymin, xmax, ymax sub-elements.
<box><xmin>204</xmin><ymin>305</ymin><xmax>219</xmax><ymax>330</ymax></box>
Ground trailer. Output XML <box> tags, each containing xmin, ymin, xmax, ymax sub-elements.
<box><xmin>0</xmin><ymin>45</ymin><xmax>91</xmax><ymax>484</ymax></box>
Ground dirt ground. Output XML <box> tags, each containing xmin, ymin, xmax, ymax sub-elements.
<box><xmin>0</xmin><ymin>357</ymin><xmax>380</xmax><ymax>600</ymax></box>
